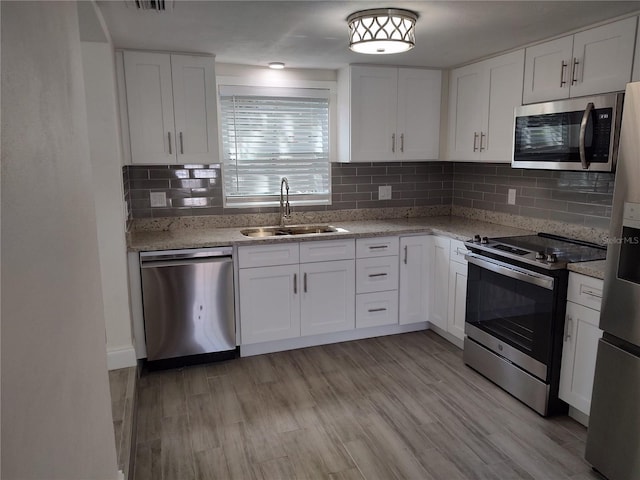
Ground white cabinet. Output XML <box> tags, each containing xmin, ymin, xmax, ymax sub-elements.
<box><xmin>338</xmin><ymin>65</ymin><xmax>441</xmax><ymax>162</ymax></box>
<box><xmin>524</xmin><ymin>17</ymin><xmax>637</xmax><ymax>103</ymax></box>
<box><xmin>398</xmin><ymin>235</ymin><xmax>430</xmax><ymax>325</ymax></box>
<box><xmin>559</xmin><ymin>273</ymin><xmax>604</xmax><ymax>417</ymax></box>
<box><xmin>238</xmin><ymin>240</ymin><xmax>355</xmax><ymax>344</ymax></box>
<box><xmin>355</xmin><ymin>237</ymin><xmax>399</xmax><ymax>328</ymax></box>
<box><xmin>447</xmin><ymin>49</ymin><xmax>524</xmax><ymax>162</ymax></box>
<box><xmin>447</xmin><ymin>240</ymin><xmax>469</xmax><ymax>341</ymax></box>
<box><xmin>427</xmin><ymin>236</ymin><xmax>451</xmax><ymax>331</ymax></box>
<box><xmin>122</xmin><ymin>51</ymin><xmax>219</xmax><ymax>164</ymax></box>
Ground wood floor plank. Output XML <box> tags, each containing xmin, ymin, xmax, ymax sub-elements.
<box><xmin>133</xmin><ymin>331</ymin><xmax>596</xmax><ymax>480</ymax></box>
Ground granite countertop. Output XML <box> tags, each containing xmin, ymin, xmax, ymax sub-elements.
<box><xmin>567</xmin><ymin>260</ymin><xmax>607</xmax><ymax>280</ymax></box>
<box><xmin>127</xmin><ymin>215</ymin><xmax>534</xmax><ymax>252</ymax></box>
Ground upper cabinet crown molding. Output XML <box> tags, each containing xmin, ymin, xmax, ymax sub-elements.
<box><xmin>119</xmin><ymin>50</ymin><xmax>219</xmax><ymax>165</ymax></box>
<box><xmin>447</xmin><ymin>49</ymin><xmax>525</xmax><ymax>163</ymax></box>
<box><xmin>523</xmin><ymin>16</ymin><xmax>638</xmax><ymax>104</ymax></box>
<box><xmin>337</xmin><ymin>65</ymin><xmax>442</xmax><ymax>163</ymax></box>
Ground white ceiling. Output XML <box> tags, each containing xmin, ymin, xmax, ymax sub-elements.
<box><xmin>97</xmin><ymin>1</ymin><xmax>640</xmax><ymax>69</ymax></box>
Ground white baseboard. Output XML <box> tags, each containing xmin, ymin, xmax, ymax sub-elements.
<box><xmin>240</xmin><ymin>322</ymin><xmax>429</xmax><ymax>357</ymax></box>
<box><xmin>107</xmin><ymin>345</ymin><xmax>137</xmax><ymax>370</ymax></box>
<box><xmin>568</xmin><ymin>406</ymin><xmax>590</xmax><ymax>427</ymax></box>
<box><xmin>116</xmin><ymin>470</ymin><xmax>125</xmax><ymax>480</ymax></box>
<box><xmin>427</xmin><ymin>323</ymin><xmax>464</xmax><ymax>349</ymax></box>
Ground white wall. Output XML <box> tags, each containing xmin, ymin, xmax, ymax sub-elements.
<box><xmin>81</xmin><ymin>40</ymin><xmax>136</xmax><ymax>370</ymax></box>
<box><xmin>1</xmin><ymin>2</ymin><xmax>118</xmax><ymax>478</ymax></box>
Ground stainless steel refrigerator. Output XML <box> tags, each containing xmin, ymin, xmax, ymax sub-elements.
<box><xmin>585</xmin><ymin>81</ymin><xmax>640</xmax><ymax>480</ymax></box>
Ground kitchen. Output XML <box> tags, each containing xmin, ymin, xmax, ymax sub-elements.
<box><xmin>3</xmin><ymin>1</ymin><xmax>640</xmax><ymax>479</ymax></box>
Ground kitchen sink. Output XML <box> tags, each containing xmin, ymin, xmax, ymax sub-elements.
<box><xmin>240</xmin><ymin>224</ymin><xmax>347</xmax><ymax>237</ymax></box>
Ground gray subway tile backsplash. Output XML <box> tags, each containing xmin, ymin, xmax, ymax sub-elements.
<box><xmin>123</xmin><ymin>161</ymin><xmax>616</xmax><ymax>228</ymax></box>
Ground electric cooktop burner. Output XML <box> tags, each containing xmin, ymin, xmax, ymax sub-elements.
<box><xmin>465</xmin><ymin>233</ymin><xmax>607</xmax><ymax>270</ymax></box>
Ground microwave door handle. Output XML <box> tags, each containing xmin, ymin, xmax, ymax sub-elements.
<box><xmin>579</xmin><ymin>102</ymin><xmax>595</xmax><ymax>170</ymax></box>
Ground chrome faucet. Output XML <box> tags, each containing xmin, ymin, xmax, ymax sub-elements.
<box><xmin>279</xmin><ymin>177</ymin><xmax>291</xmax><ymax>226</ymax></box>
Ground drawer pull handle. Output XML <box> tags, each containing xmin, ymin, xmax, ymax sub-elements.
<box><xmin>582</xmin><ymin>288</ymin><xmax>602</xmax><ymax>299</ymax></box>
<box><xmin>368</xmin><ymin>273</ymin><xmax>388</xmax><ymax>278</ymax></box>
<box><xmin>369</xmin><ymin>245</ymin><xmax>388</xmax><ymax>250</ymax></box>
<box><xmin>368</xmin><ymin>308</ymin><xmax>387</xmax><ymax>313</ymax></box>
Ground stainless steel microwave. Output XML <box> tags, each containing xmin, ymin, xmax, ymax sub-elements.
<box><xmin>512</xmin><ymin>92</ymin><xmax>624</xmax><ymax>172</ymax></box>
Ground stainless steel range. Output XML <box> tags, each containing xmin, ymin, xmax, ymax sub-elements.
<box><xmin>463</xmin><ymin>233</ymin><xmax>606</xmax><ymax>416</ymax></box>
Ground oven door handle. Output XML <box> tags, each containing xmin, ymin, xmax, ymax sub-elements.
<box><xmin>465</xmin><ymin>253</ymin><xmax>555</xmax><ymax>290</ymax></box>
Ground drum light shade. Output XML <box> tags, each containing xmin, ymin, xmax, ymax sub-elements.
<box><xmin>347</xmin><ymin>8</ymin><xmax>418</xmax><ymax>54</ymax></box>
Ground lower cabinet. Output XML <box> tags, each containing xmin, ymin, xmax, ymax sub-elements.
<box><xmin>399</xmin><ymin>235</ymin><xmax>430</xmax><ymax>325</ymax></box>
<box><xmin>559</xmin><ymin>273</ymin><xmax>604</xmax><ymax>417</ymax></box>
<box><xmin>447</xmin><ymin>260</ymin><xmax>468</xmax><ymax>340</ymax></box>
<box><xmin>238</xmin><ymin>240</ymin><xmax>355</xmax><ymax>345</ymax></box>
<box><xmin>428</xmin><ymin>236</ymin><xmax>451</xmax><ymax>331</ymax></box>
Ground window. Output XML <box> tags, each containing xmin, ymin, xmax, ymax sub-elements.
<box><xmin>219</xmin><ymin>85</ymin><xmax>331</xmax><ymax>208</ymax></box>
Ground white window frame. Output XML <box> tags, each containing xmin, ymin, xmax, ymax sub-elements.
<box><xmin>217</xmin><ymin>75</ymin><xmax>337</xmax><ymax>208</ymax></box>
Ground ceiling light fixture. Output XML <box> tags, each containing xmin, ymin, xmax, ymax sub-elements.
<box><xmin>268</xmin><ymin>62</ymin><xmax>285</xmax><ymax>70</ymax></box>
<box><xmin>347</xmin><ymin>8</ymin><xmax>418</xmax><ymax>55</ymax></box>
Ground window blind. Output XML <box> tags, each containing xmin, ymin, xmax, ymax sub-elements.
<box><xmin>219</xmin><ymin>85</ymin><xmax>331</xmax><ymax>207</ymax></box>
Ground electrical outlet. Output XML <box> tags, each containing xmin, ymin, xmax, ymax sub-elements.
<box><xmin>379</xmin><ymin>185</ymin><xmax>392</xmax><ymax>200</ymax></box>
<box><xmin>150</xmin><ymin>191</ymin><xmax>167</xmax><ymax>208</ymax></box>
<box><xmin>507</xmin><ymin>188</ymin><xmax>517</xmax><ymax>205</ymax></box>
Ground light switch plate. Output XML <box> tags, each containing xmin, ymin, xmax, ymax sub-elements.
<box><xmin>507</xmin><ymin>189</ymin><xmax>516</xmax><ymax>205</ymax></box>
<box><xmin>150</xmin><ymin>191</ymin><xmax>167</xmax><ymax>208</ymax></box>
<box><xmin>379</xmin><ymin>185</ymin><xmax>392</xmax><ymax>200</ymax></box>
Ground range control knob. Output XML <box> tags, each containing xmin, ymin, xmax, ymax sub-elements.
<box><xmin>474</xmin><ymin>234</ymin><xmax>481</xmax><ymax>243</ymax></box>
<box><xmin>546</xmin><ymin>253</ymin><xmax>558</xmax><ymax>263</ymax></box>
<box><xmin>481</xmin><ymin>236</ymin><xmax>489</xmax><ymax>244</ymax></box>
<box><xmin>535</xmin><ymin>251</ymin><xmax>545</xmax><ymax>260</ymax></box>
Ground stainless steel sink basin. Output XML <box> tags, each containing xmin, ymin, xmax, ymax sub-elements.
<box><xmin>240</xmin><ymin>224</ymin><xmax>346</xmax><ymax>237</ymax></box>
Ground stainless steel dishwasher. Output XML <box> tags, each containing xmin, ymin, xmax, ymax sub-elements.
<box><xmin>140</xmin><ymin>247</ymin><xmax>236</xmax><ymax>364</ymax></box>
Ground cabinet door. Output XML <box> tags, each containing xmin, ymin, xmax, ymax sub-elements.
<box><xmin>171</xmin><ymin>55</ymin><xmax>219</xmax><ymax>164</ymax></box>
<box><xmin>396</xmin><ymin>68</ymin><xmax>441</xmax><ymax>160</ymax></box>
<box><xmin>570</xmin><ymin>17</ymin><xmax>637</xmax><ymax>98</ymax></box>
<box><xmin>399</xmin><ymin>236</ymin><xmax>429</xmax><ymax>325</ymax></box>
<box><xmin>523</xmin><ymin>36</ymin><xmax>573</xmax><ymax>103</ymax></box>
<box><xmin>123</xmin><ymin>51</ymin><xmax>176</xmax><ymax>164</ymax></box>
<box><xmin>428</xmin><ymin>236</ymin><xmax>450</xmax><ymax>330</ymax></box>
<box><xmin>481</xmin><ymin>50</ymin><xmax>524</xmax><ymax>162</ymax></box>
<box><xmin>447</xmin><ymin>63</ymin><xmax>483</xmax><ymax>161</ymax></box>
<box><xmin>559</xmin><ymin>301</ymin><xmax>603</xmax><ymax>415</ymax></box>
<box><xmin>301</xmin><ymin>260</ymin><xmax>355</xmax><ymax>336</ymax></box>
<box><xmin>350</xmin><ymin>66</ymin><xmax>398</xmax><ymax>162</ymax></box>
<box><xmin>239</xmin><ymin>265</ymin><xmax>300</xmax><ymax>344</ymax></box>
<box><xmin>447</xmin><ymin>261</ymin><xmax>467</xmax><ymax>341</ymax></box>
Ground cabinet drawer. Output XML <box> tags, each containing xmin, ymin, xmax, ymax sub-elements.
<box><xmin>356</xmin><ymin>291</ymin><xmax>399</xmax><ymax>328</ymax></box>
<box><xmin>356</xmin><ymin>256</ymin><xmax>399</xmax><ymax>294</ymax></box>
<box><xmin>568</xmin><ymin>272</ymin><xmax>604</xmax><ymax>311</ymax></box>
<box><xmin>356</xmin><ymin>236</ymin><xmax>399</xmax><ymax>258</ymax></box>
<box><xmin>238</xmin><ymin>243</ymin><xmax>299</xmax><ymax>268</ymax></box>
<box><xmin>450</xmin><ymin>239</ymin><xmax>470</xmax><ymax>265</ymax></box>
<box><xmin>299</xmin><ymin>239</ymin><xmax>355</xmax><ymax>263</ymax></box>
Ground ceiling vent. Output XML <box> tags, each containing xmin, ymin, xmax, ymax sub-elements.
<box><xmin>129</xmin><ymin>0</ymin><xmax>172</xmax><ymax>12</ymax></box>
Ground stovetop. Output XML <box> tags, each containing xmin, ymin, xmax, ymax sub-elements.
<box><xmin>465</xmin><ymin>233</ymin><xmax>607</xmax><ymax>270</ymax></box>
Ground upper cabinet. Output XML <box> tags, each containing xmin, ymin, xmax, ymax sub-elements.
<box><xmin>447</xmin><ymin>49</ymin><xmax>524</xmax><ymax>162</ymax></box>
<box><xmin>121</xmin><ymin>51</ymin><xmax>219</xmax><ymax>165</ymax></box>
<box><xmin>523</xmin><ymin>17</ymin><xmax>638</xmax><ymax>104</ymax></box>
<box><xmin>338</xmin><ymin>65</ymin><xmax>442</xmax><ymax>162</ymax></box>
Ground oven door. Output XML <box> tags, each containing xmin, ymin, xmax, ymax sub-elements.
<box><xmin>465</xmin><ymin>253</ymin><xmax>556</xmax><ymax>381</ymax></box>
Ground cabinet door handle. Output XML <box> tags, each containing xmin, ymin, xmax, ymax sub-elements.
<box><xmin>400</xmin><ymin>133</ymin><xmax>404</xmax><ymax>153</ymax></box>
<box><xmin>179</xmin><ymin>131</ymin><xmax>184</xmax><ymax>154</ymax></box>
<box><xmin>293</xmin><ymin>273</ymin><xmax>297</xmax><ymax>294</ymax></box>
<box><xmin>368</xmin><ymin>273</ymin><xmax>388</xmax><ymax>278</ymax></box>
<box><xmin>571</xmin><ymin>58</ymin><xmax>579</xmax><ymax>86</ymax></box>
<box><xmin>480</xmin><ymin>132</ymin><xmax>486</xmax><ymax>152</ymax></box>
<box><xmin>368</xmin><ymin>308</ymin><xmax>387</xmax><ymax>313</ymax></box>
<box><xmin>303</xmin><ymin>272</ymin><xmax>308</xmax><ymax>293</ymax></box>
<box><xmin>404</xmin><ymin>245</ymin><xmax>408</xmax><ymax>264</ymax></box>
<box><xmin>564</xmin><ymin>316</ymin><xmax>573</xmax><ymax>341</ymax></box>
<box><xmin>560</xmin><ymin>60</ymin><xmax>568</xmax><ymax>87</ymax></box>
<box><xmin>391</xmin><ymin>133</ymin><xmax>396</xmax><ymax>153</ymax></box>
<box><xmin>167</xmin><ymin>132</ymin><xmax>172</xmax><ymax>155</ymax></box>
<box><xmin>473</xmin><ymin>132</ymin><xmax>479</xmax><ymax>152</ymax></box>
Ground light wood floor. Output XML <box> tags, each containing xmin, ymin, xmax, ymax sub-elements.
<box><xmin>133</xmin><ymin>331</ymin><xmax>603</xmax><ymax>480</ymax></box>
